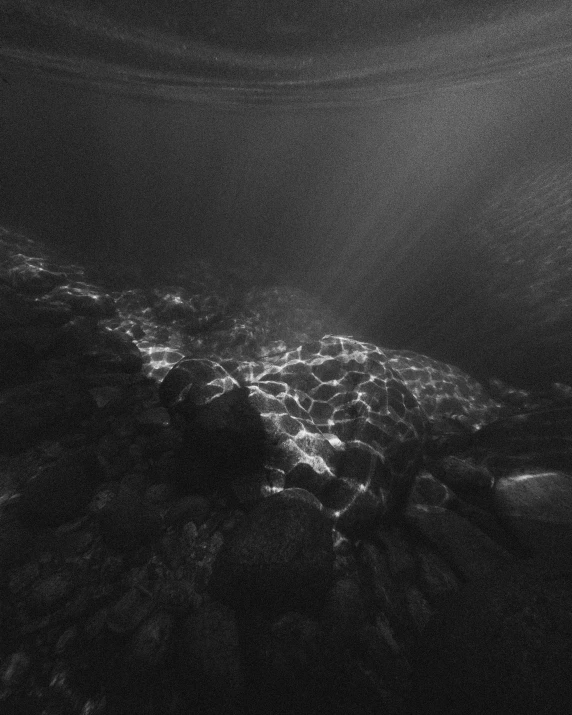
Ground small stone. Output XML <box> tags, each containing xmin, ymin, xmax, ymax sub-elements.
<box><xmin>106</xmin><ymin>588</ymin><xmax>155</xmax><ymax>634</ymax></box>
<box><xmin>55</xmin><ymin>627</ymin><xmax>77</xmax><ymax>654</ymax></box>
<box><xmin>28</xmin><ymin>571</ymin><xmax>75</xmax><ymax>613</ymax></box>
<box><xmin>1</xmin><ymin>652</ymin><xmax>30</xmax><ymax>688</ymax></box>
<box><xmin>144</xmin><ymin>483</ymin><xmax>174</xmax><ymax>504</ymax></box>
<box><xmin>416</xmin><ymin>547</ymin><xmax>460</xmax><ymax>607</ymax></box>
<box><xmin>405</xmin><ymin>586</ymin><xmax>434</xmax><ymax>634</ymax></box>
<box><xmin>411</xmin><ymin>471</ymin><xmax>455</xmax><ymax>509</ymax></box>
<box><xmin>89</xmin><ymin>483</ymin><xmax>120</xmax><ymax>515</ymax></box>
<box><xmin>373</xmin><ymin>527</ymin><xmax>418</xmax><ymax>582</ymax></box>
<box><xmin>128</xmin><ymin>611</ymin><xmax>173</xmax><ymax>669</ymax></box>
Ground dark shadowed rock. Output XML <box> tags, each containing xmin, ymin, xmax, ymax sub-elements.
<box><xmin>182</xmin><ymin>385</ymin><xmax>269</xmax><ymax>477</ymax></box>
<box><xmin>255</xmin><ymin>611</ymin><xmax>324</xmax><ymax>714</ymax></box>
<box><xmin>0</xmin><ymin>335</ymin><xmax>37</xmax><ymax>388</ymax></box>
<box><xmin>127</xmin><ymin>611</ymin><xmax>173</xmax><ymax>670</ymax></box>
<box><xmin>135</xmin><ymin>406</ymin><xmax>171</xmax><ymax>432</ymax></box>
<box><xmin>0</xmin><ymin>322</ymin><xmax>59</xmax><ymax>359</ymax></box>
<box><xmin>284</xmin><ymin>462</ymin><xmax>330</xmax><ymax>496</ymax></box>
<box><xmin>106</xmin><ymin>587</ymin><xmax>155</xmax><ymax>635</ymax></box>
<box><xmin>432</xmin><ymin>455</ymin><xmax>494</xmax><ymax>494</ymax></box>
<box><xmin>78</xmin><ymin>329</ymin><xmax>143</xmax><ymax>374</ymax></box>
<box><xmin>165</xmin><ymin>494</ymin><xmax>211</xmax><ymax>527</ymax></box>
<box><xmin>320</xmin><ymin>578</ymin><xmax>367</xmax><ymax>649</ymax></box>
<box><xmin>0</xmin><ymin>511</ymin><xmax>33</xmax><ymax>567</ymax></box>
<box><xmin>17</xmin><ymin>448</ymin><xmax>102</xmax><ymax>527</ymax></box>
<box><xmin>98</xmin><ymin>485</ymin><xmax>162</xmax><ymax>550</ymax></box>
<box><xmin>0</xmin><ymin>379</ymin><xmax>96</xmax><ymax>452</ymax></box>
<box><xmin>405</xmin><ymin>504</ymin><xmax>515</xmax><ymax>581</ymax></box>
<box><xmin>209</xmin><ymin>489</ymin><xmax>334</xmax><ymax>612</ymax></box>
<box><xmin>27</xmin><ymin>570</ymin><xmax>75</xmax><ymax>613</ymax></box>
<box><xmin>413</xmin><ymin>559</ymin><xmax>572</xmax><ymax>715</ymax></box>
<box><xmin>51</xmin><ymin>319</ymin><xmax>142</xmax><ymax>374</ymax></box>
<box><xmin>0</xmin><ymin>283</ymin><xmax>38</xmax><ymax>328</ymax></box>
<box><xmin>181</xmin><ymin>602</ymin><xmax>245</xmax><ymax>710</ymax></box>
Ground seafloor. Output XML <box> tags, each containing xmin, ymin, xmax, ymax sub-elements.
<box><xmin>0</xmin><ymin>225</ymin><xmax>571</xmax><ymax>715</ymax></box>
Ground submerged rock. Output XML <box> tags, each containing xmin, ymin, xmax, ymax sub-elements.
<box><xmin>405</xmin><ymin>504</ymin><xmax>514</xmax><ymax>581</ymax></box>
<box><xmin>0</xmin><ymin>379</ymin><xmax>96</xmax><ymax>452</ymax></box>
<box><xmin>209</xmin><ymin>489</ymin><xmax>334</xmax><ymax>612</ymax></box>
<box><xmin>17</xmin><ymin>448</ymin><xmax>101</xmax><ymax>527</ymax></box>
<box><xmin>97</xmin><ymin>486</ymin><xmax>162</xmax><ymax>550</ymax></box>
<box><xmin>413</xmin><ymin>559</ymin><xmax>572</xmax><ymax>715</ymax></box>
<box><xmin>494</xmin><ymin>469</ymin><xmax>572</xmax><ymax>562</ymax></box>
<box><xmin>180</xmin><ymin>602</ymin><xmax>245</xmax><ymax>710</ymax></box>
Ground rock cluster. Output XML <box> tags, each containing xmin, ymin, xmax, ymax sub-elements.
<box><xmin>0</xmin><ymin>227</ymin><xmax>571</xmax><ymax>715</ymax></box>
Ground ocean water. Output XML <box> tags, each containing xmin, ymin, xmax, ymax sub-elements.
<box><xmin>1</xmin><ymin>0</ymin><xmax>571</xmax><ymax>387</ymax></box>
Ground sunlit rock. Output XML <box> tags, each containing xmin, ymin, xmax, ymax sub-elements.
<box><xmin>493</xmin><ymin>470</ymin><xmax>572</xmax><ymax>562</ymax></box>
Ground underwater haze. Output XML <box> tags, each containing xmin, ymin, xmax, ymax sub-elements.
<box><xmin>1</xmin><ymin>0</ymin><xmax>572</xmax><ymax>386</ymax></box>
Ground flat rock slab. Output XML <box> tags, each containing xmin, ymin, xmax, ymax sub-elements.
<box><xmin>494</xmin><ymin>470</ymin><xmax>572</xmax><ymax>563</ymax></box>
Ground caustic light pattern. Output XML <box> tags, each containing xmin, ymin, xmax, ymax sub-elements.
<box><xmin>160</xmin><ymin>334</ymin><xmax>503</xmax><ymax>528</ymax></box>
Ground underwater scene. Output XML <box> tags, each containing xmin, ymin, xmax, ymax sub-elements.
<box><xmin>1</xmin><ymin>1</ymin><xmax>572</xmax><ymax>713</ymax></box>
